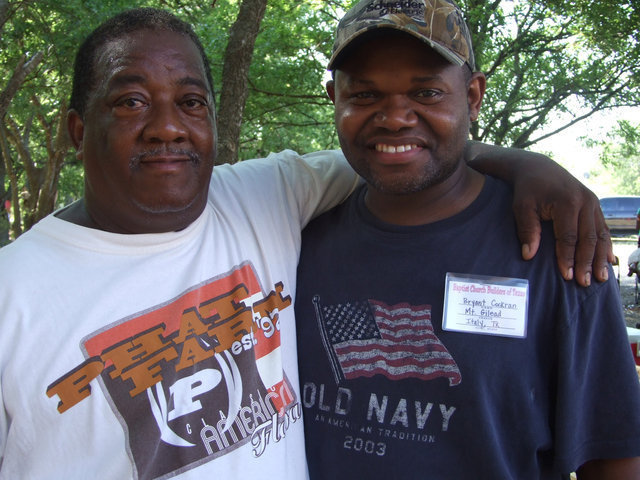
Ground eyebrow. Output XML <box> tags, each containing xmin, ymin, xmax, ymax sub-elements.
<box><xmin>344</xmin><ymin>77</ymin><xmax>375</xmax><ymax>88</ymax></box>
<box><xmin>411</xmin><ymin>74</ymin><xmax>444</xmax><ymax>83</ymax></box>
<box><xmin>344</xmin><ymin>74</ymin><xmax>444</xmax><ymax>87</ymax></box>
<box><xmin>107</xmin><ymin>73</ymin><xmax>146</xmax><ymax>91</ymax></box>
<box><xmin>106</xmin><ymin>74</ymin><xmax>209</xmax><ymax>92</ymax></box>
<box><xmin>177</xmin><ymin>76</ymin><xmax>209</xmax><ymax>92</ymax></box>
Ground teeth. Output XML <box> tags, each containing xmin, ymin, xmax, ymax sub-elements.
<box><xmin>375</xmin><ymin>144</ymin><xmax>418</xmax><ymax>153</ymax></box>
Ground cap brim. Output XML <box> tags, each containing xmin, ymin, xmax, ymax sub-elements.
<box><xmin>328</xmin><ymin>25</ymin><xmax>466</xmax><ymax>71</ymax></box>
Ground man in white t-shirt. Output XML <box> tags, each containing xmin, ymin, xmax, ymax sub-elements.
<box><xmin>0</xmin><ymin>7</ymin><xmax>613</xmax><ymax>480</ymax></box>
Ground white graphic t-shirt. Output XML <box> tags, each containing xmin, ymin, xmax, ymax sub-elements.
<box><xmin>0</xmin><ymin>150</ymin><xmax>357</xmax><ymax>480</ymax></box>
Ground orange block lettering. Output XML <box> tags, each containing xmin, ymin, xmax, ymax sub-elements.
<box><xmin>46</xmin><ymin>357</ymin><xmax>104</xmax><ymax>413</ymax></box>
<box><xmin>101</xmin><ymin>325</ymin><xmax>178</xmax><ymax>397</ymax></box>
<box><xmin>175</xmin><ymin>336</ymin><xmax>215</xmax><ymax>372</ymax></box>
<box><xmin>252</xmin><ymin>282</ymin><xmax>291</xmax><ymax>319</ymax></box>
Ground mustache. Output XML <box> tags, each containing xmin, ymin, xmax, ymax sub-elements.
<box><xmin>130</xmin><ymin>148</ymin><xmax>200</xmax><ymax>166</ymax></box>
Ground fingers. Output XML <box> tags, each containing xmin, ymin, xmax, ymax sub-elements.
<box><xmin>552</xmin><ymin>192</ymin><xmax>613</xmax><ymax>287</ymax></box>
<box><xmin>550</xmin><ymin>199</ymin><xmax>581</xmax><ymax>283</ymax></box>
<box><xmin>591</xmin><ymin>211</ymin><xmax>613</xmax><ymax>283</ymax></box>
<box><xmin>572</xmin><ymin>192</ymin><xmax>613</xmax><ymax>285</ymax></box>
<box><xmin>566</xmin><ymin>202</ymin><xmax>597</xmax><ymax>287</ymax></box>
<box><xmin>504</xmin><ymin>149</ymin><xmax>612</xmax><ymax>287</ymax></box>
<box><xmin>513</xmin><ymin>199</ymin><xmax>542</xmax><ymax>261</ymax></box>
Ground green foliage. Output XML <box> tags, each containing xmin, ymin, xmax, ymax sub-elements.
<box><xmin>237</xmin><ymin>0</ymin><xmax>340</xmax><ymax>159</ymax></box>
<box><xmin>1</xmin><ymin>0</ymin><xmax>81</xmax><ymax>235</ymax></box>
<box><xmin>589</xmin><ymin>121</ymin><xmax>640</xmax><ymax>195</ymax></box>
<box><xmin>56</xmin><ymin>160</ymin><xmax>84</xmax><ymax>206</ymax></box>
<box><xmin>461</xmin><ymin>0</ymin><xmax>640</xmax><ymax>148</ymax></box>
<box><xmin>0</xmin><ymin>214</ymin><xmax>9</xmax><ymax>247</ymax></box>
<box><xmin>2</xmin><ymin>0</ymin><xmax>639</xmax><ymax>238</ymax></box>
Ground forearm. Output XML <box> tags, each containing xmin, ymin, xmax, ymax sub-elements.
<box><xmin>461</xmin><ymin>139</ymin><xmax>613</xmax><ymax>286</ymax></box>
<box><xmin>464</xmin><ymin>140</ymin><xmax>554</xmax><ymax>181</ymax></box>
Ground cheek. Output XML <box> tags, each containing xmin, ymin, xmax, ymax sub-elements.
<box><xmin>335</xmin><ymin>107</ymin><xmax>365</xmax><ymax>142</ymax></box>
<box><xmin>85</xmin><ymin>115</ymin><xmax>134</xmax><ymax>154</ymax></box>
<box><xmin>427</xmin><ymin>108</ymin><xmax>468</xmax><ymax>139</ymax></box>
<box><xmin>82</xmin><ymin>125</ymin><xmax>134</xmax><ymax>181</ymax></box>
<box><xmin>190</xmin><ymin>118</ymin><xmax>216</xmax><ymax>154</ymax></box>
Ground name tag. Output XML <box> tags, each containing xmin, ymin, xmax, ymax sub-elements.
<box><xmin>443</xmin><ymin>273</ymin><xmax>528</xmax><ymax>338</ymax></box>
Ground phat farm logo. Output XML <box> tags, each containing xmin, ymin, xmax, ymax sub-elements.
<box><xmin>366</xmin><ymin>1</ymin><xmax>424</xmax><ymax>17</ymax></box>
<box><xmin>46</xmin><ymin>263</ymin><xmax>300</xmax><ymax>479</ymax></box>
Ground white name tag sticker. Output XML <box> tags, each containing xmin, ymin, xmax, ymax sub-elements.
<box><xmin>443</xmin><ymin>273</ymin><xmax>529</xmax><ymax>338</ymax></box>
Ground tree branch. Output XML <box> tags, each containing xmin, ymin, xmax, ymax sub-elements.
<box><xmin>0</xmin><ymin>50</ymin><xmax>44</xmax><ymax>119</ymax></box>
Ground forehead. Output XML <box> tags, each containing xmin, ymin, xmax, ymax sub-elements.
<box><xmin>336</xmin><ymin>31</ymin><xmax>452</xmax><ymax>78</ymax></box>
<box><xmin>93</xmin><ymin>29</ymin><xmax>209</xmax><ymax>92</ymax></box>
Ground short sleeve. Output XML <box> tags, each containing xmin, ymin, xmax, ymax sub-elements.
<box><xmin>554</xmin><ymin>276</ymin><xmax>640</xmax><ymax>472</ymax></box>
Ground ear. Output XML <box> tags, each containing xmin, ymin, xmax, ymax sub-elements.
<box><xmin>467</xmin><ymin>72</ymin><xmax>486</xmax><ymax>122</ymax></box>
<box><xmin>67</xmin><ymin>109</ymin><xmax>85</xmax><ymax>160</ymax></box>
<box><xmin>326</xmin><ymin>80</ymin><xmax>336</xmax><ymax>105</ymax></box>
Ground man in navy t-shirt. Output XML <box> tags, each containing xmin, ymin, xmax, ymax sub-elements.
<box><xmin>295</xmin><ymin>1</ymin><xmax>640</xmax><ymax>478</ymax></box>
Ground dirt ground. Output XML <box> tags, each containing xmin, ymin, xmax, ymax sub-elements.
<box><xmin>612</xmin><ymin>235</ymin><xmax>640</xmax><ymax>328</ymax></box>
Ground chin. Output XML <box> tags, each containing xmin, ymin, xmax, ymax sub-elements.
<box><xmin>368</xmin><ymin>174</ymin><xmax>435</xmax><ymax>196</ymax></box>
<box><xmin>133</xmin><ymin>194</ymin><xmax>203</xmax><ymax>215</ymax></box>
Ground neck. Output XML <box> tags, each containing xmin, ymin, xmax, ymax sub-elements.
<box><xmin>55</xmin><ymin>199</ymin><xmax>101</xmax><ymax>229</ymax></box>
<box><xmin>364</xmin><ymin>165</ymin><xmax>485</xmax><ymax>226</ymax></box>
<box><xmin>55</xmin><ymin>198</ymin><xmax>201</xmax><ymax>234</ymax></box>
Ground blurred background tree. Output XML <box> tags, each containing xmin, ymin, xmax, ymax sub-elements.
<box><xmin>1</xmin><ymin>0</ymin><xmax>638</xmax><ymax>243</ymax></box>
<box><xmin>463</xmin><ymin>0</ymin><xmax>639</xmax><ymax>148</ymax></box>
<box><xmin>586</xmin><ymin>121</ymin><xmax>640</xmax><ymax>195</ymax></box>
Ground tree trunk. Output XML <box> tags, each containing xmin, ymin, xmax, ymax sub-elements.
<box><xmin>35</xmin><ymin>104</ymin><xmax>70</xmax><ymax>221</ymax></box>
<box><xmin>1</xmin><ymin>98</ymin><xmax>70</xmax><ymax>237</ymax></box>
<box><xmin>0</xmin><ymin>0</ymin><xmax>9</xmax><ymax>37</ymax></box>
<box><xmin>0</xmin><ymin>147</ymin><xmax>9</xmax><ymax>245</ymax></box>
<box><xmin>0</xmin><ymin>125</ymin><xmax>21</xmax><ymax>239</ymax></box>
<box><xmin>216</xmin><ymin>0</ymin><xmax>268</xmax><ymax>165</ymax></box>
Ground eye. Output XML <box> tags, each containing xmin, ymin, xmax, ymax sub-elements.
<box><xmin>349</xmin><ymin>91</ymin><xmax>378</xmax><ymax>105</ymax></box>
<box><xmin>116</xmin><ymin>96</ymin><xmax>146</xmax><ymax>109</ymax></box>
<box><xmin>414</xmin><ymin>89</ymin><xmax>441</xmax><ymax>103</ymax></box>
<box><xmin>181</xmin><ymin>96</ymin><xmax>209</xmax><ymax>113</ymax></box>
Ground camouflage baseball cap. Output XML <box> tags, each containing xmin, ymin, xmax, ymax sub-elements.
<box><xmin>328</xmin><ymin>0</ymin><xmax>475</xmax><ymax>71</ymax></box>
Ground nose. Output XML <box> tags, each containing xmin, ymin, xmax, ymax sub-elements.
<box><xmin>374</xmin><ymin>95</ymin><xmax>418</xmax><ymax>131</ymax></box>
<box><xmin>143</xmin><ymin>101</ymin><xmax>188</xmax><ymax>144</ymax></box>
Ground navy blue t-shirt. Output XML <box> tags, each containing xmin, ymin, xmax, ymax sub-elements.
<box><xmin>295</xmin><ymin>177</ymin><xmax>640</xmax><ymax>479</ymax></box>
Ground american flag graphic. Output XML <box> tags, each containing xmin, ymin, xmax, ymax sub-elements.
<box><xmin>312</xmin><ymin>296</ymin><xmax>461</xmax><ymax>386</ymax></box>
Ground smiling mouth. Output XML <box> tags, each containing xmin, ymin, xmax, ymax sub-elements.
<box><xmin>374</xmin><ymin>143</ymin><xmax>419</xmax><ymax>153</ymax></box>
